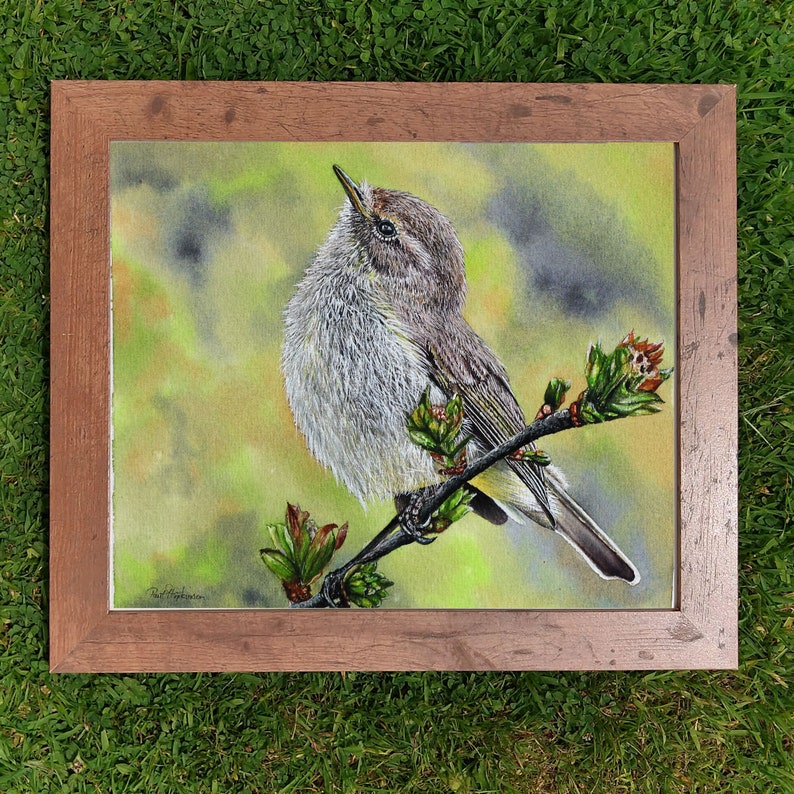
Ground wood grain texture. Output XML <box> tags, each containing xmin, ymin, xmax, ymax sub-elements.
<box><xmin>676</xmin><ymin>86</ymin><xmax>738</xmax><ymax>658</ymax></box>
<box><xmin>49</xmin><ymin>82</ymin><xmax>737</xmax><ymax>672</ymax></box>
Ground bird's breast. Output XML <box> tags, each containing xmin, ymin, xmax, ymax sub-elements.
<box><xmin>282</xmin><ymin>266</ymin><xmax>439</xmax><ymax>502</ymax></box>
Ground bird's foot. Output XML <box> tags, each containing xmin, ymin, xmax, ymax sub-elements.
<box><xmin>397</xmin><ymin>487</ymin><xmax>440</xmax><ymax>545</ymax></box>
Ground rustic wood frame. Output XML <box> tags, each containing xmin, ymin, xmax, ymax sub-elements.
<box><xmin>50</xmin><ymin>82</ymin><xmax>737</xmax><ymax>672</ymax></box>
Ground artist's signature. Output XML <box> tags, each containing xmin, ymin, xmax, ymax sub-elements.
<box><xmin>147</xmin><ymin>585</ymin><xmax>206</xmax><ymax>602</ymax></box>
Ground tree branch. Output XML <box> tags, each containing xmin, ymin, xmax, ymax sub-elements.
<box><xmin>274</xmin><ymin>332</ymin><xmax>672</xmax><ymax>608</ymax></box>
<box><xmin>291</xmin><ymin>407</ymin><xmax>575</xmax><ymax>609</ymax></box>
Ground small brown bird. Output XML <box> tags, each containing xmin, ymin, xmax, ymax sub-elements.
<box><xmin>282</xmin><ymin>165</ymin><xmax>639</xmax><ymax>584</ymax></box>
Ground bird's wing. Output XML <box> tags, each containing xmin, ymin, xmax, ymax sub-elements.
<box><xmin>423</xmin><ymin>322</ymin><xmax>554</xmax><ymax>524</ymax></box>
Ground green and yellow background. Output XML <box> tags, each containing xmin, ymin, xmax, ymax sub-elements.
<box><xmin>111</xmin><ymin>141</ymin><xmax>675</xmax><ymax>609</ymax></box>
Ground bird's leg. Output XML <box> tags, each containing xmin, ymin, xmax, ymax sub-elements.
<box><xmin>395</xmin><ymin>486</ymin><xmax>440</xmax><ymax>544</ymax></box>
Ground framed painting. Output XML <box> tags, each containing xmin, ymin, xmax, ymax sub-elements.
<box><xmin>50</xmin><ymin>82</ymin><xmax>737</xmax><ymax>672</ymax></box>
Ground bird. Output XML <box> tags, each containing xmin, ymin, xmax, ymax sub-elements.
<box><xmin>281</xmin><ymin>165</ymin><xmax>640</xmax><ymax>585</ymax></box>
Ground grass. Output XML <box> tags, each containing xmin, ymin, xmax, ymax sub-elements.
<box><xmin>1</xmin><ymin>0</ymin><xmax>792</xmax><ymax>791</ymax></box>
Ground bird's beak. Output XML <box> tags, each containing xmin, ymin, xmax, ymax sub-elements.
<box><xmin>333</xmin><ymin>165</ymin><xmax>371</xmax><ymax>218</ymax></box>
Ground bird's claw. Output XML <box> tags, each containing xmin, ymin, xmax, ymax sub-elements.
<box><xmin>399</xmin><ymin>488</ymin><xmax>438</xmax><ymax>545</ymax></box>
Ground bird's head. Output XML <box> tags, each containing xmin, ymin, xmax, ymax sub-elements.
<box><xmin>332</xmin><ymin>165</ymin><xmax>467</xmax><ymax>315</ymax></box>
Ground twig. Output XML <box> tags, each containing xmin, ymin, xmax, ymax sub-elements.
<box><xmin>291</xmin><ymin>407</ymin><xmax>575</xmax><ymax>608</ymax></box>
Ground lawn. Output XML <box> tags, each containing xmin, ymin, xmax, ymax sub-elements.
<box><xmin>1</xmin><ymin>1</ymin><xmax>792</xmax><ymax>791</ymax></box>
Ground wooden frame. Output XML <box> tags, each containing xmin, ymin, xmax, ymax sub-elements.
<box><xmin>50</xmin><ymin>82</ymin><xmax>737</xmax><ymax>672</ymax></box>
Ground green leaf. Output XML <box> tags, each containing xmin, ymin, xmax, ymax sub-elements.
<box><xmin>408</xmin><ymin>428</ymin><xmax>440</xmax><ymax>451</ymax></box>
<box><xmin>294</xmin><ymin>526</ymin><xmax>314</xmax><ymax>576</ymax></box>
<box><xmin>585</xmin><ymin>342</ymin><xmax>606</xmax><ymax>386</ymax></box>
<box><xmin>344</xmin><ymin>562</ymin><xmax>394</xmax><ymax>608</ymax></box>
<box><xmin>302</xmin><ymin>531</ymin><xmax>337</xmax><ymax>582</ymax></box>
<box><xmin>447</xmin><ymin>394</ymin><xmax>463</xmax><ymax>417</ymax></box>
<box><xmin>407</xmin><ymin>391</ymin><xmax>468</xmax><ymax>468</ymax></box>
<box><xmin>522</xmin><ymin>449</ymin><xmax>552</xmax><ymax>466</ymax></box>
<box><xmin>580</xmin><ymin>335</ymin><xmax>673</xmax><ymax>423</ymax></box>
<box><xmin>266</xmin><ymin>523</ymin><xmax>294</xmax><ymax>558</ymax></box>
<box><xmin>260</xmin><ymin>549</ymin><xmax>298</xmax><ymax>582</ymax></box>
<box><xmin>544</xmin><ymin>378</ymin><xmax>571</xmax><ymax>411</ymax></box>
<box><xmin>432</xmin><ymin>487</ymin><xmax>474</xmax><ymax>530</ymax></box>
<box><xmin>307</xmin><ymin>523</ymin><xmax>334</xmax><ymax>554</ymax></box>
<box><xmin>450</xmin><ymin>434</ymin><xmax>473</xmax><ymax>457</ymax></box>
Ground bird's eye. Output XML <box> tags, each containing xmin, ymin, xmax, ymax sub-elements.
<box><xmin>375</xmin><ymin>219</ymin><xmax>398</xmax><ymax>239</ymax></box>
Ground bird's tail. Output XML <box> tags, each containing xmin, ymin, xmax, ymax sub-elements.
<box><xmin>472</xmin><ymin>461</ymin><xmax>640</xmax><ymax>584</ymax></box>
<box><xmin>545</xmin><ymin>474</ymin><xmax>640</xmax><ymax>585</ymax></box>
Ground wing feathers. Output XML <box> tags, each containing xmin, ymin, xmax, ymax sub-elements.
<box><xmin>423</xmin><ymin>324</ymin><xmax>554</xmax><ymax>522</ymax></box>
